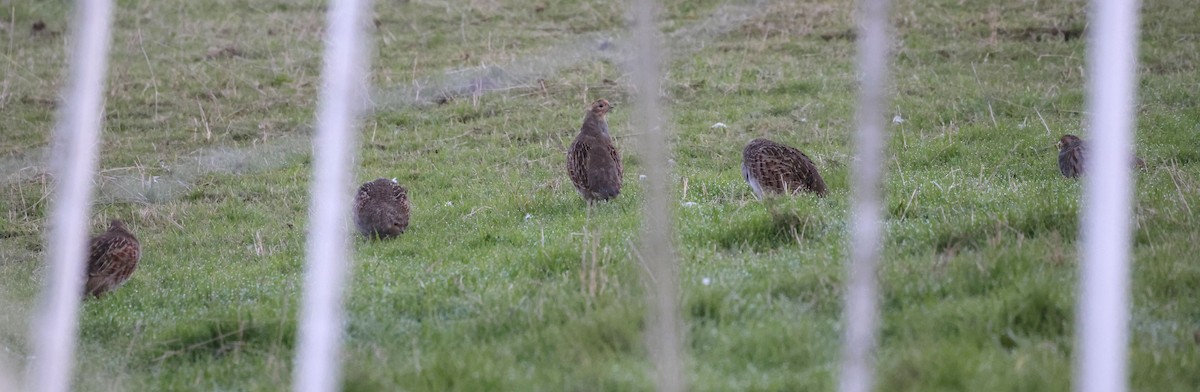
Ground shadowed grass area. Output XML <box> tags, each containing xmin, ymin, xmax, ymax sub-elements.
<box><xmin>1</xmin><ymin>0</ymin><xmax>1199</xmax><ymax>390</ymax></box>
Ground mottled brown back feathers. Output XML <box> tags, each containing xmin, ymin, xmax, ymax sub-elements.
<box><xmin>354</xmin><ymin>178</ymin><xmax>411</xmax><ymax>239</ymax></box>
<box><xmin>86</xmin><ymin>219</ymin><xmax>141</xmax><ymax>298</ymax></box>
<box><xmin>1057</xmin><ymin>134</ymin><xmax>1086</xmax><ymax>178</ymax></box>
<box><xmin>1056</xmin><ymin>134</ymin><xmax>1144</xmax><ymax>178</ymax></box>
<box><xmin>742</xmin><ymin>138</ymin><xmax>827</xmax><ymax>198</ymax></box>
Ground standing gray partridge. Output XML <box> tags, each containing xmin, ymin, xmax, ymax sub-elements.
<box><xmin>85</xmin><ymin>219</ymin><xmax>141</xmax><ymax>298</ymax></box>
<box><xmin>742</xmin><ymin>138</ymin><xmax>827</xmax><ymax>199</ymax></box>
<box><xmin>567</xmin><ymin>99</ymin><xmax>623</xmax><ymax>202</ymax></box>
<box><xmin>353</xmin><ymin>178</ymin><xmax>410</xmax><ymax>239</ymax></box>
<box><xmin>1056</xmin><ymin>134</ymin><xmax>1145</xmax><ymax>178</ymax></box>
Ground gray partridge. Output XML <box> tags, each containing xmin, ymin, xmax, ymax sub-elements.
<box><xmin>1057</xmin><ymin>134</ymin><xmax>1087</xmax><ymax>178</ymax></box>
<box><xmin>742</xmin><ymin>138</ymin><xmax>827</xmax><ymax>199</ymax></box>
<box><xmin>1056</xmin><ymin>134</ymin><xmax>1144</xmax><ymax>178</ymax></box>
<box><xmin>567</xmin><ymin>99</ymin><xmax>623</xmax><ymax>202</ymax></box>
<box><xmin>353</xmin><ymin>178</ymin><xmax>410</xmax><ymax>239</ymax></box>
<box><xmin>85</xmin><ymin>220</ymin><xmax>141</xmax><ymax>298</ymax></box>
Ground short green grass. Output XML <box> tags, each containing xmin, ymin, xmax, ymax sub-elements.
<box><xmin>2</xmin><ymin>0</ymin><xmax>1199</xmax><ymax>390</ymax></box>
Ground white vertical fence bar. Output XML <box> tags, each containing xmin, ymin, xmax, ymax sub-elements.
<box><xmin>25</xmin><ymin>1</ymin><xmax>115</xmax><ymax>392</ymax></box>
<box><xmin>629</xmin><ymin>0</ymin><xmax>686</xmax><ymax>390</ymax></box>
<box><xmin>0</xmin><ymin>362</ymin><xmax>16</xmax><ymax>392</ymax></box>
<box><xmin>292</xmin><ymin>0</ymin><xmax>372</xmax><ymax>390</ymax></box>
<box><xmin>839</xmin><ymin>0</ymin><xmax>891</xmax><ymax>390</ymax></box>
<box><xmin>1074</xmin><ymin>0</ymin><xmax>1140</xmax><ymax>390</ymax></box>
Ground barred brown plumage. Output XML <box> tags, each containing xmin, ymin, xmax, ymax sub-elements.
<box><xmin>1056</xmin><ymin>134</ymin><xmax>1145</xmax><ymax>178</ymax></box>
<box><xmin>741</xmin><ymin>138</ymin><xmax>827</xmax><ymax>199</ymax></box>
<box><xmin>567</xmin><ymin>99</ymin><xmax>623</xmax><ymax>202</ymax></box>
<box><xmin>85</xmin><ymin>220</ymin><xmax>141</xmax><ymax>298</ymax></box>
<box><xmin>353</xmin><ymin>178</ymin><xmax>411</xmax><ymax>239</ymax></box>
<box><xmin>1058</xmin><ymin>134</ymin><xmax>1087</xmax><ymax>178</ymax></box>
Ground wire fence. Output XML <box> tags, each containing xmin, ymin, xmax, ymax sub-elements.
<box><xmin>629</xmin><ymin>0</ymin><xmax>686</xmax><ymax>390</ymax></box>
<box><xmin>292</xmin><ymin>0</ymin><xmax>373</xmax><ymax>391</ymax></box>
<box><xmin>1074</xmin><ymin>0</ymin><xmax>1140</xmax><ymax>391</ymax></box>
<box><xmin>21</xmin><ymin>0</ymin><xmax>1139</xmax><ymax>390</ymax></box>
<box><xmin>25</xmin><ymin>1</ymin><xmax>115</xmax><ymax>391</ymax></box>
<box><xmin>838</xmin><ymin>0</ymin><xmax>891</xmax><ymax>390</ymax></box>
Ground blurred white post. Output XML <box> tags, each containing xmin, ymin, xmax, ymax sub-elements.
<box><xmin>839</xmin><ymin>0</ymin><xmax>891</xmax><ymax>390</ymax></box>
<box><xmin>292</xmin><ymin>0</ymin><xmax>372</xmax><ymax>390</ymax></box>
<box><xmin>1</xmin><ymin>362</ymin><xmax>17</xmax><ymax>392</ymax></box>
<box><xmin>1074</xmin><ymin>0</ymin><xmax>1140</xmax><ymax>390</ymax></box>
<box><xmin>25</xmin><ymin>1</ymin><xmax>115</xmax><ymax>392</ymax></box>
<box><xmin>630</xmin><ymin>0</ymin><xmax>686</xmax><ymax>391</ymax></box>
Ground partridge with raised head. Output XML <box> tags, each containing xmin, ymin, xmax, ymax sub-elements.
<box><xmin>353</xmin><ymin>178</ymin><xmax>411</xmax><ymax>239</ymax></box>
<box><xmin>742</xmin><ymin>138</ymin><xmax>827</xmax><ymax>199</ymax></box>
<box><xmin>567</xmin><ymin>99</ymin><xmax>623</xmax><ymax>202</ymax></box>
<box><xmin>85</xmin><ymin>220</ymin><xmax>141</xmax><ymax>298</ymax></box>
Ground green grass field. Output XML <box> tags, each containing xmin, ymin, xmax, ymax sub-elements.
<box><xmin>2</xmin><ymin>0</ymin><xmax>1199</xmax><ymax>390</ymax></box>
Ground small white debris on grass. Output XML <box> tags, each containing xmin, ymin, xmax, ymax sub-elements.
<box><xmin>711</xmin><ymin>122</ymin><xmax>728</xmax><ymax>129</ymax></box>
<box><xmin>682</xmin><ymin>201</ymin><xmax>698</xmax><ymax>207</ymax></box>
<box><xmin>892</xmin><ymin>114</ymin><xmax>905</xmax><ymax>124</ymax></box>
<box><xmin>639</xmin><ymin>174</ymin><xmax>647</xmax><ymax>181</ymax></box>
<box><xmin>702</xmin><ymin>277</ymin><xmax>711</xmax><ymax>286</ymax></box>
<box><xmin>444</xmin><ymin>201</ymin><xmax>453</xmax><ymax>207</ymax></box>
<box><xmin>524</xmin><ymin>213</ymin><xmax>532</xmax><ymax>222</ymax></box>
<box><xmin>799</xmin><ymin>117</ymin><xmax>808</xmax><ymax>123</ymax></box>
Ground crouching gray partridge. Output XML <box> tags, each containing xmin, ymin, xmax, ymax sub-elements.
<box><xmin>85</xmin><ymin>220</ymin><xmax>141</xmax><ymax>298</ymax></box>
<box><xmin>353</xmin><ymin>178</ymin><xmax>410</xmax><ymax>239</ymax></box>
<box><xmin>567</xmin><ymin>99</ymin><xmax>623</xmax><ymax>202</ymax></box>
<box><xmin>1056</xmin><ymin>134</ymin><xmax>1145</xmax><ymax>178</ymax></box>
<box><xmin>742</xmin><ymin>138</ymin><xmax>827</xmax><ymax>199</ymax></box>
